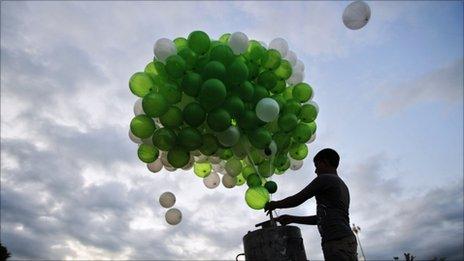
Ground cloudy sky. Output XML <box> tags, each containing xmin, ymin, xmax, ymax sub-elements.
<box><xmin>1</xmin><ymin>1</ymin><xmax>463</xmax><ymax>260</ymax></box>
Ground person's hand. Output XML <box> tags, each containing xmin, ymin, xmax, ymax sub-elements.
<box><xmin>275</xmin><ymin>215</ymin><xmax>294</xmax><ymax>226</ymax></box>
<box><xmin>264</xmin><ymin>201</ymin><xmax>277</xmax><ymax>216</ymax></box>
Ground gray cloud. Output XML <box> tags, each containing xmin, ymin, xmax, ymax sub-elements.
<box><xmin>377</xmin><ymin>58</ymin><xmax>464</xmax><ymax>116</ymax></box>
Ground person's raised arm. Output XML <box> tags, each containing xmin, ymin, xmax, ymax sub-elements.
<box><xmin>275</xmin><ymin>215</ymin><xmax>318</xmax><ymax>226</ymax></box>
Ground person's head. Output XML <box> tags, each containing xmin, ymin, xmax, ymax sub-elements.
<box><xmin>313</xmin><ymin>148</ymin><xmax>340</xmax><ymax>175</ymax></box>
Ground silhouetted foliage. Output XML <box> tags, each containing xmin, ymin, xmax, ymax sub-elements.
<box><xmin>0</xmin><ymin>241</ymin><xmax>11</xmax><ymax>261</ymax></box>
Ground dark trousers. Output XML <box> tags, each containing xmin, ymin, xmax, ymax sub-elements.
<box><xmin>321</xmin><ymin>235</ymin><xmax>358</xmax><ymax>261</ymax></box>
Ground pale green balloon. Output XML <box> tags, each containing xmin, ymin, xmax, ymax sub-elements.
<box><xmin>194</xmin><ymin>162</ymin><xmax>212</xmax><ymax>178</ymax></box>
<box><xmin>245</xmin><ymin>186</ymin><xmax>270</xmax><ymax>210</ymax></box>
<box><xmin>225</xmin><ymin>158</ymin><xmax>242</xmax><ymax>177</ymax></box>
<box><xmin>255</xmin><ymin>98</ymin><xmax>280</xmax><ymax>122</ymax></box>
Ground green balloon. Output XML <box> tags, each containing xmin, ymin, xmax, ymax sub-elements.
<box><xmin>210</xmin><ymin>40</ymin><xmax>222</xmax><ymax>51</ymax></box>
<box><xmin>299</xmin><ymin>104</ymin><xmax>318</xmax><ymax>123</ymax></box>
<box><xmin>249</xmin><ymin>128</ymin><xmax>272</xmax><ymax>149</ymax></box>
<box><xmin>210</xmin><ymin>44</ymin><xmax>235</xmax><ymax>66</ymax></box>
<box><xmin>198</xmin><ymin>79</ymin><xmax>227</xmax><ymax>111</ymax></box>
<box><xmin>167</xmin><ymin>147</ymin><xmax>190</xmax><ymax>168</ymax></box>
<box><xmin>237</xmin><ymin>110</ymin><xmax>259</xmax><ymax>130</ymax></box>
<box><xmin>274</xmin><ymin>59</ymin><xmax>293</xmax><ymax>80</ymax></box>
<box><xmin>283</xmin><ymin>86</ymin><xmax>294</xmax><ymax>100</ymax></box>
<box><xmin>247</xmin><ymin>40</ymin><xmax>266</xmax><ymax>62</ymax></box>
<box><xmin>232</xmin><ymin>143</ymin><xmax>247</xmax><ymax>159</ymax></box>
<box><xmin>236</xmin><ymin>174</ymin><xmax>246</xmax><ymax>186</ymax></box>
<box><xmin>246</xmin><ymin>61</ymin><xmax>260</xmax><ymax>80</ymax></box>
<box><xmin>225</xmin><ymin>158</ymin><xmax>243</xmax><ymax>176</ymax></box>
<box><xmin>308</xmin><ymin>121</ymin><xmax>317</xmax><ymax>134</ymax></box>
<box><xmin>160</xmin><ymin>106</ymin><xmax>183</xmax><ymax>128</ymax></box>
<box><xmin>257</xmin><ymin>71</ymin><xmax>278</xmax><ymax>90</ymax></box>
<box><xmin>178</xmin><ymin>127</ymin><xmax>203</xmax><ymax>151</ymax></box>
<box><xmin>282</xmin><ymin>99</ymin><xmax>302</xmax><ymax>115</ymax></box>
<box><xmin>188</xmin><ymin>31</ymin><xmax>211</xmax><ymax>55</ymax></box>
<box><xmin>200</xmin><ymin>133</ymin><xmax>219</xmax><ymax>156</ymax></box>
<box><xmin>178</xmin><ymin>48</ymin><xmax>197</xmax><ymax>70</ymax></box>
<box><xmin>273</xmin><ymin>154</ymin><xmax>290</xmax><ymax>169</ymax></box>
<box><xmin>245</xmin><ymin>186</ymin><xmax>270</xmax><ymax>210</ymax></box>
<box><xmin>142</xmin><ymin>93</ymin><xmax>169</xmax><ymax>117</ymax></box>
<box><xmin>293</xmin><ymin>123</ymin><xmax>313</xmax><ymax>143</ymax></box>
<box><xmin>289</xmin><ymin>143</ymin><xmax>308</xmax><ymax>160</ymax></box>
<box><xmin>207</xmin><ymin>108</ymin><xmax>231</xmax><ymax>131</ymax></box>
<box><xmin>223</xmin><ymin>96</ymin><xmax>245</xmax><ymax>118</ymax></box>
<box><xmin>194</xmin><ymin>54</ymin><xmax>210</xmax><ymax>72</ymax></box>
<box><xmin>276</xmin><ymin>158</ymin><xmax>290</xmax><ymax>173</ymax></box>
<box><xmin>271</xmin><ymin>80</ymin><xmax>286</xmax><ymax>94</ymax></box>
<box><xmin>249</xmin><ymin>149</ymin><xmax>265</xmax><ymax>165</ymax></box>
<box><xmin>292</xmin><ymin>83</ymin><xmax>313</xmax><ymax>103</ymax></box>
<box><xmin>273</xmin><ymin>132</ymin><xmax>291</xmax><ymax>153</ymax></box>
<box><xmin>144</xmin><ymin>61</ymin><xmax>157</xmax><ymax>80</ymax></box>
<box><xmin>242</xmin><ymin>165</ymin><xmax>256</xmax><ymax>179</ymax></box>
<box><xmin>246</xmin><ymin>174</ymin><xmax>262</xmax><ymax>187</ymax></box>
<box><xmin>264</xmin><ymin>181</ymin><xmax>278</xmax><ymax>194</ymax></box>
<box><xmin>165</xmin><ymin>55</ymin><xmax>186</xmax><ymax>79</ymax></box>
<box><xmin>174</xmin><ymin>37</ymin><xmax>188</xmax><ymax>51</ymax></box>
<box><xmin>261</xmin><ymin>49</ymin><xmax>281</xmax><ymax>70</ymax></box>
<box><xmin>130</xmin><ymin>115</ymin><xmax>156</xmax><ymax>139</ymax></box>
<box><xmin>218</xmin><ymin>148</ymin><xmax>234</xmax><ymax>160</ymax></box>
<box><xmin>182</xmin><ymin>102</ymin><xmax>206</xmax><ymax>127</ymax></box>
<box><xmin>152</xmin><ymin>128</ymin><xmax>177</xmax><ymax>151</ymax></box>
<box><xmin>181</xmin><ymin>72</ymin><xmax>203</xmax><ymax>97</ymax></box>
<box><xmin>137</xmin><ymin>144</ymin><xmax>159</xmax><ymax>163</ymax></box>
<box><xmin>258</xmin><ymin>160</ymin><xmax>275</xmax><ymax>178</ymax></box>
<box><xmin>153</xmin><ymin>60</ymin><xmax>169</xmax><ymax>79</ymax></box>
<box><xmin>194</xmin><ymin>162</ymin><xmax>212</xmax><ymax>178</ymax></box>
<box><xmin>278</xmin><ymin>113</ymin><xmax>298</xmax><ymax>132</ymax></box>
<box><xmin>129</xmin><ymin>72</ymin><xmax>155</xmax><ymax>97</ymax></box>
<box><xmin>219</xmin><ymin>33</ymin><xmax>231</xmax><ymax>43</ymax></box>
<box><xmin>226</xmin><ymin>58</ymin><xmax>249</xmax><ymax>85</ymax></box>
<box><xmin>159</xmin><ymin>82</ymin><xmax>182</xmax><ymax>104</ymax></box>
<box><xmin>272</xmin><ymin>94</ymin><xmax>286</xmax><ymax>110</ymax></box>
<box><xmin>237</xmin><ymin>81</ymin><xmax>255</xmax><ymax>102</ymax></box>
<box><xmin>253</xmin><ymin>85</ymin><xmax>270</xmax><ymax>104</ymax></box>
<box><xmin>202</xmin><ymin>61</ymin><xmax>226</xmax><ymax>80</ymax></box>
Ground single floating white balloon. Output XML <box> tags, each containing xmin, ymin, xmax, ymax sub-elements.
<box><xmin>129</xmin><ymin>129</ymin><xmax>142</xmax><ymax>144</ymax></box>
<box><xmin>256</xmin><ymin>98</ymin><xmax>280</xmax><ymax>122</ymax></box>
<box><xmin>222</xmin><ymin>174</ymin><xmax>237</xmax><ymax>188</ymax></box>
<box><xmin>285</xmin><ymin>50</ymin><xmax>297</xmax><ymax>66</ymax></box>
<box><xmin>216</xmin><ymin>126</ymin><xmax>240</xmax><ymax>147</ymax></box>
<box><xmin>228</xmin><ymin>32</ymin><xmax>249</xmax><ymax>55</ymax></box>
<box><xmin>290</xmin><ymin>159</ymin><xmax>304</xmax><ymax>170</ymax></box>
<box><xmin>287</xmin><ymin>70</ymin><xmax>304</xmax><ymax>85</ymax></box>
<box><xmin>269</xmin><ymin>38</ymin><xmax>289</xmax><ymax>57</ymax></box>
<box><xmin>154</xmin><ymin>38</ymin><xmax>177</xmax><ymax>62</ymax></box>
<box><xmin>343</xmin><ymin>1</ymin><xmax>371</xmax><ymax>30</ymax></box>
<box><xmin>147</xmin><ymin>158</ymin><xmax>163</xmax><ymax>173</ymax></box>
<box><xmin>203</xmin><ymin>171</ymin><xmax>220</xmax><ymax>189</ymax></box>
<box><xmin>134</xmin><ymin>98</ymin><xmax>144</xmax><ymax>116</ymax></box>
<box><xmin>159</xmin><ymin>192</ymin><xmax>176</xmax><ymax>208</ymax></box>
<box><xmin>165</xmin><ymin>208</ymin><xmax>182</xmax><ymax>225</ymax></box>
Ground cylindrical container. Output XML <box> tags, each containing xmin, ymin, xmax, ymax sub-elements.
<box><xmin>243</xmin><ymin>225</ymin><xmax>307</xmax><ymax>261</ymax></box>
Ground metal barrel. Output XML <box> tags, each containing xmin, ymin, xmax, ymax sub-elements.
<box><xmin>243</xmin><ymin>225</ymin><xmax>307</xmax><ymax>261</ymax></box>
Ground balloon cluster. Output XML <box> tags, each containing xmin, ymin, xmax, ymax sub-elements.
<box><xmin>129</xmin><ymin>31</ymin><xmax>318</xmax><ymax>210</ymax></box>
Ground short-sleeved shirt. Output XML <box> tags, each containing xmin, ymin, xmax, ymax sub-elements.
<box><xmin>307</xmin><ymin>173</ymin><xmax>354</xmax><ymax>243</ymax></box>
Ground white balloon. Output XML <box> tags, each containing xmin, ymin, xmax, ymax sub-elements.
<box><xmin>147</xmin><ymin>158</ymin><xmax>163</xmax><ymax>173</ymax></box>
<box><xmin>191</xmin><ymin>150</ymin><xmax>202</xmax><ymax>157</ymax></box>
<box><xmin>228</xmin><ymin>32</ymin><xmax>249</xmax><ymax>55</ymax></box>
<box><xmin>269</xmin><ymin>38</ymin><xmax>289</xmax><ymax>57</ymax></box>
<box><xmin>287</xmin><ymin>70</ymin><xmax>304</xmax><ymax>85</ymax></box>
<box><xmin>154</xmin><ymin>38</ymin><xmax>177</xmax><ymax>62</ymax></box>
<box><xmin>159</xmin><ymin>192</ymin><xmax>176</xmax><ymax>208</ymax></box>
<box><xmin>216</xmin><ymin>126</ymin><xmax>240</xmax><ymax>147</ymax></box>
<box><xmin>129</xmin><ymin>129</ymin><xmax>142</xmax><ymax>144</ymax></box>
<box><xmin>212</xmin><ymin>163</ymin><xmax>225</xmax><ymax>173</ymax></box>
<box><xmin>203</xmin><ymin>171</ymin><xmax>220</xmax><ymax>189</ymax></box>
<box><xmin>165</xmin><ymin>208</ymin><xmax>182</xmax><ymax>225</ymax></box>
<box><xmin>293</xmin><ymin>59</ymin><xmax>305</xmax><ymax>72</ymax></box>
<box><xmin>142</xmin><ymin>135</ymin><xmax>154</xmax><ymax>146</ymax></box>
<box><xmin>343</xmin><ymin>1</ymin><xmax>371</xmax><ymax>30</ymax></box>
<box><xmin>307</xmin><ymin>133</ymin><xmax>316</xmax><ymax>144</ymax></box>
<box><xmin>285</xmin><ymin>50</ymin><xmax>297</xmax><ymax>66</ymax></box>
<box><xmin>256</xmin><ymin>98</ymin><xmax>280</xmax><ymax>122</ymax></box>
<box><xmin>222</xmin><ymin>174</ymin><xmax>236</xmax><ymax>188</ymax></box>
<box><xmin>290</xmin><ymin>159</ymin><xmax>304</xmax><ymax>170</ymax></box>
<box><xmin>209</xmin><ymin>156</ymin><xmax>221</xmax><ymax>164</ymax></box>
<box><xmin>182</xmin><ymin>156</ymin><xmax>194</xmax><ymax>170</ymax></box>
<box><xmin>134</xmin><ymin>98</ymin><xmax>144</xmax><ymax>116</ymax></box>
<box><xmin>194</xmin><ymin>155</ymin><xmax>209</xmax><ymax>163</ymax></box>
